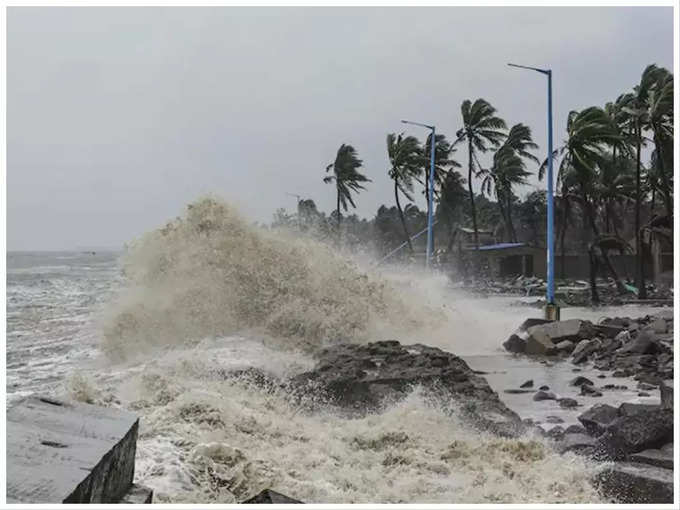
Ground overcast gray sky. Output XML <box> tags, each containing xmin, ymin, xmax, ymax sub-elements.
<box><xmin>7</xmin><ymin>6</ymin><xmax>674</xmax><ymax>250</ymax></box>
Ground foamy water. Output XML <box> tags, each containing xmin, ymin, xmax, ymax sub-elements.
<box><xmin>6</xmin><ymin>198</ymin><xmax>668</xmax><ymax>503</ymax></box>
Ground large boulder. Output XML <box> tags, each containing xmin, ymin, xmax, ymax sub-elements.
<box><xmin>594</xmin><ymin>462</ymin><xmax>673</xmax><ymax>504</ymax></box>
<box><xmin>597</xmin><ymin>409</ymin><xmax>673</xmax><ymax>459</ymax></box>
<box><xmin>617</xmin><ymin>329</ymin><xmax>659</xmax><ymax>355</ymax></box>
<box><xmin>578</xmin><ymin>404</ymin><xmax>618</xmax><ymax>436</ymax></box>
<box><xmin>289</xmin><ymin>341</ymin><xmax>524</xmax><ymax>437</ymax></box>
<box><xmin>502</xmin><ymin>318</ymin><xmax>553</xmax><ymax>353</ymax></box>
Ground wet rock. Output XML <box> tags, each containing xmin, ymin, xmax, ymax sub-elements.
<box><xmin>578</xmin><ymin>404</ymin><xmax>618</xmax><ymax>436</ymax></box>
<box><xmin>242</xmin><ymin>489</ymin><xmax>302</xmax><ymax>504</ymax></box>
<box><xmin>546</xmin><ymin>426</ymin><xmax>565</xmax><ymax>439</ymax></box>
<box><xmin>558</xmin><ymin>398</ymin><xmax>578</xmax><ymax>409</ymax></box>
<box><xmin>637</xmin><ymin>382</ymin><xmax>656</xmax><ymax>391</ymax></box>
<box><xmin>660</xmin><ymin>380</ymin><xmax>673</xmax><ymax>410</ymax></box>
<box><xmin>594</xmin><ymin>462</ymin><xmax>673</xmax><ymax>503</ymax></box>
<box><xmin>618</xmin><ymin>403</ymin><xmax>659</xmax><ymax>417</ymax></box>
<box><xmin>647</xmin><ymin>318</ymin><xmax>667</xmax><ymax>334</ymax></box>
<box><xmin>630</xmin><ymin>448</ymin><xmax>674</xmax><ymax>469</ymax></box>
<box><xmin>571</xmin><ymin>368</ymin><xmax>581</xmax><ymax>372</ymax></box>
<box><xmin>569</xmin><ymin>376</ymin><xmax>593</xmax><ymax>387</ymax></box>
<box><xmin>638</xmin><ymin>392</ymin><xmax>650</xmax><ymax>397</ymax></box>
<box><xmin>504</xmin><ymin>389</ymin><xmax>533</xmax><ymax>394</ymax></box>
<box><xmin>618</xmin><ymin>330</ymin><xmax>659</xmax><ymax>355</ymax></box>
<box><xmin>539</xmin><ymin>385</ymin><xmax>550</xmax><ymax>391</ymax></box>
<box><xmin>593</xmin><ymin>324</ymin><xmax>625</xmax><ymax>338</ymax></box>
<box><xmin>602</xmin><ymin>384</ymin><xmax>627</xmax><ymax>390</ymax></box>
<box><xmin>289</xmin><ymin>341</ymin><xmax>524</xmax><ymax>437</ymax></box>
<box><xmin>533</xmin><ymin>390</ymin><xmax>556</xmax><ymax>401</ymax></box>
<box><xmin>519</xmin><ymin>379</ymin><xmax>533</xmax><ymax>388</ymax></box>
<box><xmin>598</xmin><ymin>409</ymin><xmax>673</xmax><ymax>459</ymax></box>
<box><xmin>614</xmin><ymin>330</ymin><xmax>631</xmax><ymax>343</ymax></box>
<box><xmin>565</xmin><ymin>424</ymin><xmax>587</xmax><ymax>435</ymax></box>
<box><xmin>580</xmin><ymin>385</ymin><xmax>603</xmax><ymax>397</ymax></box>
<box><xmin>502</xmin><ymin>334</ymin><xmax>526</xmax><ymax>354</ymax></box>
<box><xmin>555</xmin><ymin>340</ymin><xmax>575</xmax><ymax>353</ymax></box>
<box><xmin>525</xmin><ymin>320</ymin><xmax>595</xmax><ymax>356</ymax></box>
<box><xmin>525</xmin><ymin>328</ymin><xmax>558</xmax><ymax>356</ymax></box>
<box><xmin>555</xmin><ymin>433</ymin><xmax>597</xmax><ymax>455</ymax></box>
<box><xmin>546</xmin><ymin>416</ymin><xmax>564</xmax><ymax>424</ymax></box>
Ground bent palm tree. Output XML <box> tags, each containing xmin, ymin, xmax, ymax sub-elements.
<box><xmin>387</xmin><ymin>133</ymin><xmax>422</xmax><ymax>253</ymax></box>
<box><xmin>323</xmin><ymin>144</ymin><xmax>370</xmax><ymax>240</ymax></box>
<box><xmin>456</xmin><ymin>99</ymin><xmax>506</xmax><ymax>249</ymax></box>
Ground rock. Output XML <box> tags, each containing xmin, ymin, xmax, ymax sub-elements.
<box><xmin>572</xmin><ymin>339</ymin><xmax>602</xmax><ymax>364</ymax></box>
<box><xmin>533</xmin><ymin>390</ymin><xmax>556</xmax><ymax>401</ymax></box>
<box><xmin>598</xmin><ymin>409</ymin><xmax>673</xmax><ymax>459</ymax></box>
<box><xmin>594</xmin><ymin>462</ymin><xmax>673</xmax><ymax>503</ymax></box>
<box><xmin>289</xmin><ymin>341</ymin><xmax>524</xmax><ymax>437</ymax></box>
<box><xmin>565</xmin><ymin>424</ymin><xmax>587</xmax><ymax>434</ymax></box>
<box><xmin>569</xmin><ymin>376</ymin><xmax>594</xmax><ymax>387</ymax></box>
<box><xmin>654</xmin><ymin>309</ymin><xmax>673</xmax><ymax>322</ymax></box>
<box><xmin>242</xmin><ymin>489</ymin><xmax>302</xmax><ymax>504</ymax></box>
<box><xmin>503</xmin><ymin>389</ymin><xmax>533</xmax><ymax>394</ymax></box>
<box><xmin>597</xmin><ymin>374</ymin><xmax>606</xmax><ymax>378</ymax></box>
<box><xmin>555</xmin><ymin>433</ymin><xmax>598</xmax><ymax>455</ymax></box>
<box><xmin>618</xmin><ymin>403</ymin><xmax>659</xmax><ymax>416</ymax></box>
<box><xmin>558</xmin><ymin>398</ymin><xmax>579</xmax><ymax>409</ymax></box>
<box><xmin>637</xmin><ymin>382</ymin><xmax>656</xmax><ymax>391</ymax></box>
<box><xmin>580</xmin><ymin>385</ymin><xmax>603</xmax><ymax>397</ymax></box>
<box><xmin>614</xmin><ymin>330</ymin><xmax>631</xmax><ymax>343</ymax></box>
<box><xmin>571</xmin><ymin>339</ymin><xmax>591</xmax><ymax>360</ymax></box>
<box><xmin>647</xmin><ymin>318</ymin><xmax>667</xmax><ymax>334</ymax></box>
<box><xmin>519</xmin><ymin>379</ymin><xmax>533</xmax><ymax>388</ymax></box>
<box><xmin>119</xmin><ymin>484</ymin><xmax>153</xmax><ymax>504</ymax></box>
<box><xmin>602</xmin><ymin>384</ymin><xmax>627</xmax><ymax>390</ymax></box>
<box><xmin>539</xmin><ymin>385</ymin><xmax>550</xmax><ymax>390</ymax></box>
<box><xmin>571</xmin><ymin>368</ymin><xmax>582</xmax><ymax>372</ymax></box>
<box><xmin>546</xmin><ymin>426</ymin><xmax>565</xmax><ymax>439</ymax></box>
<box><xmin>525</xmin><ymin>328</ymin><xmax>558</xmax><ymax>356</ymax></box>
<box><xmin>618</xmin><ymin>330</ymin><xmax>659</xmax><ymax>355</ymax></box>
<box><xmin>630</xmin><ymin>448</ymin><xmax>674</xmax><ymax>469</ymax></box>
<box><xmin>638</xmin><ymin>392</ymin><xmax>650</xmax><ymax>397</ymax></box>
<box><xmin>578</xmin><ymin>404</ymin><xmax>618</xmax><ymax>436</ymax></box>
<box><xmin>546</xmin><ymin>416</ymin><xmax>564</xmax><ymax>424</ymax></box>
<box><xmin>555</xmin><ymin>340</ymin><xmax>575</xmax><ymax>353</ymax></box>
<box><xmin>502</xmin><ymin>334</ymin><xmax>526</xmax><ymax>353</ymax></box>
<box><xmin>660</xmin><ymin>380</ymin><xmax>673</xmax><ymax>410</ymax></box>
<box><xmin>594</xmin><ymin>324</ymin><xmax>625</xmax><ymax>339</ymax></box>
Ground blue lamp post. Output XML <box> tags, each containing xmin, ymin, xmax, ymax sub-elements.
<box><xmin>401</xmin><ymin>119</ymin><xmax>436</xmax><ymax>268</ymax></box>
<box><xmin>508</xmin><ymin>63</ymin><xmax>559</xmax><ymax>320</ymax></box>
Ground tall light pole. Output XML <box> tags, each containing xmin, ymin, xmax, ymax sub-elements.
<box><xmin>401</xmin><ymin>119</ymin><xmax>436</xmax><ymax>268</ymax></box>
<box><xmin>507</xmin><ymin>63</ymin><xmax>559</xmax><ymax>320</ymax></box>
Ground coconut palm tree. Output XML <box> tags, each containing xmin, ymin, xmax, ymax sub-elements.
<box><xmin>435</xmin><ymin>170</ymin><xmax>468</xmax><ymax>251</ymax></box>
<box><xmin>539</xmin><ymin>106</ymin><xmax>626</xmax><ymax>294</ymax></box>
<box><xmin>456</xmin><ymin>99</ymin><xmax>507</xmax><ymax>249</ymax></box>
<box><xmin>323</xmin><ymin>144</ymin><xmax>370</xmax><ymax>238</ymax></box>
<box><xmin>479</xmin><ymin>123</ymin><xmax>539</xmax><ymax>242</ymax></box>
<box><xmin>386</xmin><ymin>133</ymin><xmax>422</xmax><ymax>253</ymax></box>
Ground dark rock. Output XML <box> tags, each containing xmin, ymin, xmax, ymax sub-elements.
<box><xmin>519</xmin><ymin>379</ymin><xmax>533</xmax><ymax>388</ymax></box>
<box><xmin>555</xmin><ymin>340</ymin><xmax>575</xmax><ymax>353</ymax></box>
<box><xmin>289</xmin><ymin>341</ymin><xmax>524</xmax><ymax>437</ymax></box>
<box><xmin>578</xmin><ymin>404</ymin><xmax>618</xmax><ymax>436</ymax></box>
<box><xmin>580</xmin><ymin>385</ymin><xmax>603</xmax><ymax>397</ymax></box>
<box><xmin>618</xmin><ymin>403</ymin><xmax>660</xmax><ymax>417</ymax></box>
<box><xmin>618</xmin><ymin>330</ymin><xmax>659</xmax><ymax>355</ymax></box>
<box><xmin>502</xmin><ymin>334</ymin><xmax>526</xmax><ymax>353</ymax></box>
<box><xmin>637</xmin><ymin>382</ymin><xmax>656</xmax><ymax>391</ymax></box>
<box><xmin>571</xmin><ymin>368</ymin><xmax>582</xmax><ymax>372</ymax></box>
<box><xmin>565</xmin><ymin>424</ymin><xmax>587</xmax><ymax>435</ymax></box>
<box><xmin>593</xmin><ymin>324</ymin><xmax>625</xmax><ymax>339</ymax></box>
<box><xmin>558</xmin><ymin>398</ymin><xmax>579</xmax><ymax>409</ymax></box>
<box><xmin>555</xmin><ymin>433</ymin><xmax>598</xmax><ymax>455</ymax></box>
<box><xmin>630</xmin><ymin>448</ymin><xmax>674</xmax><ymax>469</ymax></box>
<box><xmin>647</xmin><ymin>318</ymin><xmax>667</xmax><ymax>334</ymax></box>
<box><xmin>539</xmin><ymin>385</ymin><xmax>550</xmax><ymax>391</ymax></box>
<box><xmin>597</xmin><ymin>374</ymin><xmax>606</xmax><ymax>379</ymax></box>
<box><xmin>594</xmin><ymin>462</ymin><xmax>673</xmax><ymax>503</ymax></box>
<box><xmin>533</xmin><ymin>390</ymin><xmax>556</xmax><ymax>401</ymax></box>
<box><xmin>569</xmin><ymin>376</ymin><xmax>594</xmax><ymax>387</ymax></box>
<box><xmin>598</xmin><ymin>409</ymin><xmax>673</xmax><ymax>459</ymax></box>
<box><xmin>242</xmin><ymin>489</ymin><xmax>303</xmax><ymax>504</ymax></box>
<box><xmin>571</xmin><ymin>339</ymin><xmax>592</xmax><ymax>361</ymax></box>
<box><xmin>638</xmin><ymin>392</ymin><xmax>650</xmax><ymax>397</ymax></box>
<box><xmin>660</xmin><ymin>380</ymin><xmax>673</xmax><ymax>410</ymax></box>
<box><xmin>546</xmin><ymin>426</ymin><xmax>565</xmax><ymax>439</ymax></box>
<box><xmin>525</xmin><ymin>328</ymin><xmax>558</xmax><ymax>355</ymax></box>
<box><xmin>546</xmin><ymin>416</ymin><xmax>564</xmax><ymax>424</ymax></box>
<box><xmin>602</xmin><ymin>384</ymin><xmax>628</xmax><ymax>390</ymax></box>
<box><xmin>504</xmin><ymin>389</ymin><xmax>534</xmax><ymax>394</ymax></box>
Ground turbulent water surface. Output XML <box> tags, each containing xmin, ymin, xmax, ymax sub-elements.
<box><xmin>5</xmin><ymin>198</ymin><xmax>668</xmax><ymax>503</ymax></box>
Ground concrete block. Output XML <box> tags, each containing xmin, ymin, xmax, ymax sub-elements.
<box><xmin>119</xmin><ymin>483</ymin><xmax>154</xmax><ymax>504</ymax></box>
<box><xmin>6</xmin><ymin>396</ymin><xmax>139</xmax><ymax>503</ymax></box>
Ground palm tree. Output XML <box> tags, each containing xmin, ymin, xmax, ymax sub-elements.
<box><xmin>479</xmin><ymin>123</ymin><xmax>538</xmax><ymax>242</ymax></box>
<box><xmin>436</xmin><ymin>170</ymin><xmax>468</xmax><ymax>251</ymax></box>
<box><xmin>539</xmin><ymin>106</ymin><xmax>626</xmax><ymax>294</ymax></box>
<box><xmin>386</xmin><ymin>133</ymin><xmax>422</xmax><ymax>253</ymax></box>
<box><xmin>456</xmin><ymin>99</ymin><xmax>507</xmax><ymax>249</ymax></box>
<box><xmin>323</xmin><ymin>144</ymin><xmax>370</xmax><ymax>240</ymax></box>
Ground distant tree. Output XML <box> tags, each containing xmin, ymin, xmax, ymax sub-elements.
<box><xmin>324</xmin><ymin>144</ymin><xmax>370</xmax><ymax>239</ymax></box>
<box><xmin>456</xmin><ymin>99</ymin><xmax>507</xmax><ymax>249</ymax></box>
<box><xmin>387</xmin><ymin>133</ymin><xmax>422</xmax><ymax>252</ymax></box>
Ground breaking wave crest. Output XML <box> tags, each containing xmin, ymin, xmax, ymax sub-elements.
<box><xmin>101</xmin><ymin>197</ymin><xmax>436</xmax><ymax>360</ymax></box>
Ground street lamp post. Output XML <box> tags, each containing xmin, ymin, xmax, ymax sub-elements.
<box><xmin>401</xmin><ymin>119</ymin><xmax>436</xmax><ymax>268</ymax></box>
<box><xmin>507</xmin><ymin>63</ymin><xmax>559</xmax><ymax>320</ymax></box>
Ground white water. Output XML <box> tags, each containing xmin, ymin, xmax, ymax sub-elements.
<box><xmin>7</xmin><ymin>197</ymin><xmax>668</xmax><ymax>503</ymax></box>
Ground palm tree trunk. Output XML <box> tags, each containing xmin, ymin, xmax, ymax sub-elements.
<box><xmin>653</xmin><ymin>132</ymin><xmax>672</xmax><ymax>218</ymax></box>
<box><xmin>394</xmin><ymin>179</ymin><xmax>414</xmax><ymax>253</ymax></box>
<box><xmin>506</xmin><ymin>195</ymin><xmax>517</xmax><ymax>242</ymax></box>
<box><xmin>635</xmin><ymin>122</ymin><xmax>647</xmax><ymax>299</ymax></box>
<box><xmin>496</xmin><ymin>196</ymin><xmax>508</xmax><ymax>242</ymax></box>
<box><xmin>336</xmin><ymin>188</ymin><xmax>341</xmax><ymax>244</ymax></box>
<box><xmin>467</xmin><ymin>141</ymin><xmax>479</xmax><ymax>249</ymax></box>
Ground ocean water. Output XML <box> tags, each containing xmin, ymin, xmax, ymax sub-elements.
<box><xmin>5</xmin><ymin>198</ymin><xmax>668</xmax><ymax>503</ymax></box>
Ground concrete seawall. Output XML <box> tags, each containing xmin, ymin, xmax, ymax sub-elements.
<box><xmin>6</xmin><ymin>396</ymin><xmax>152</xmax><ymax>503</ymax></box>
